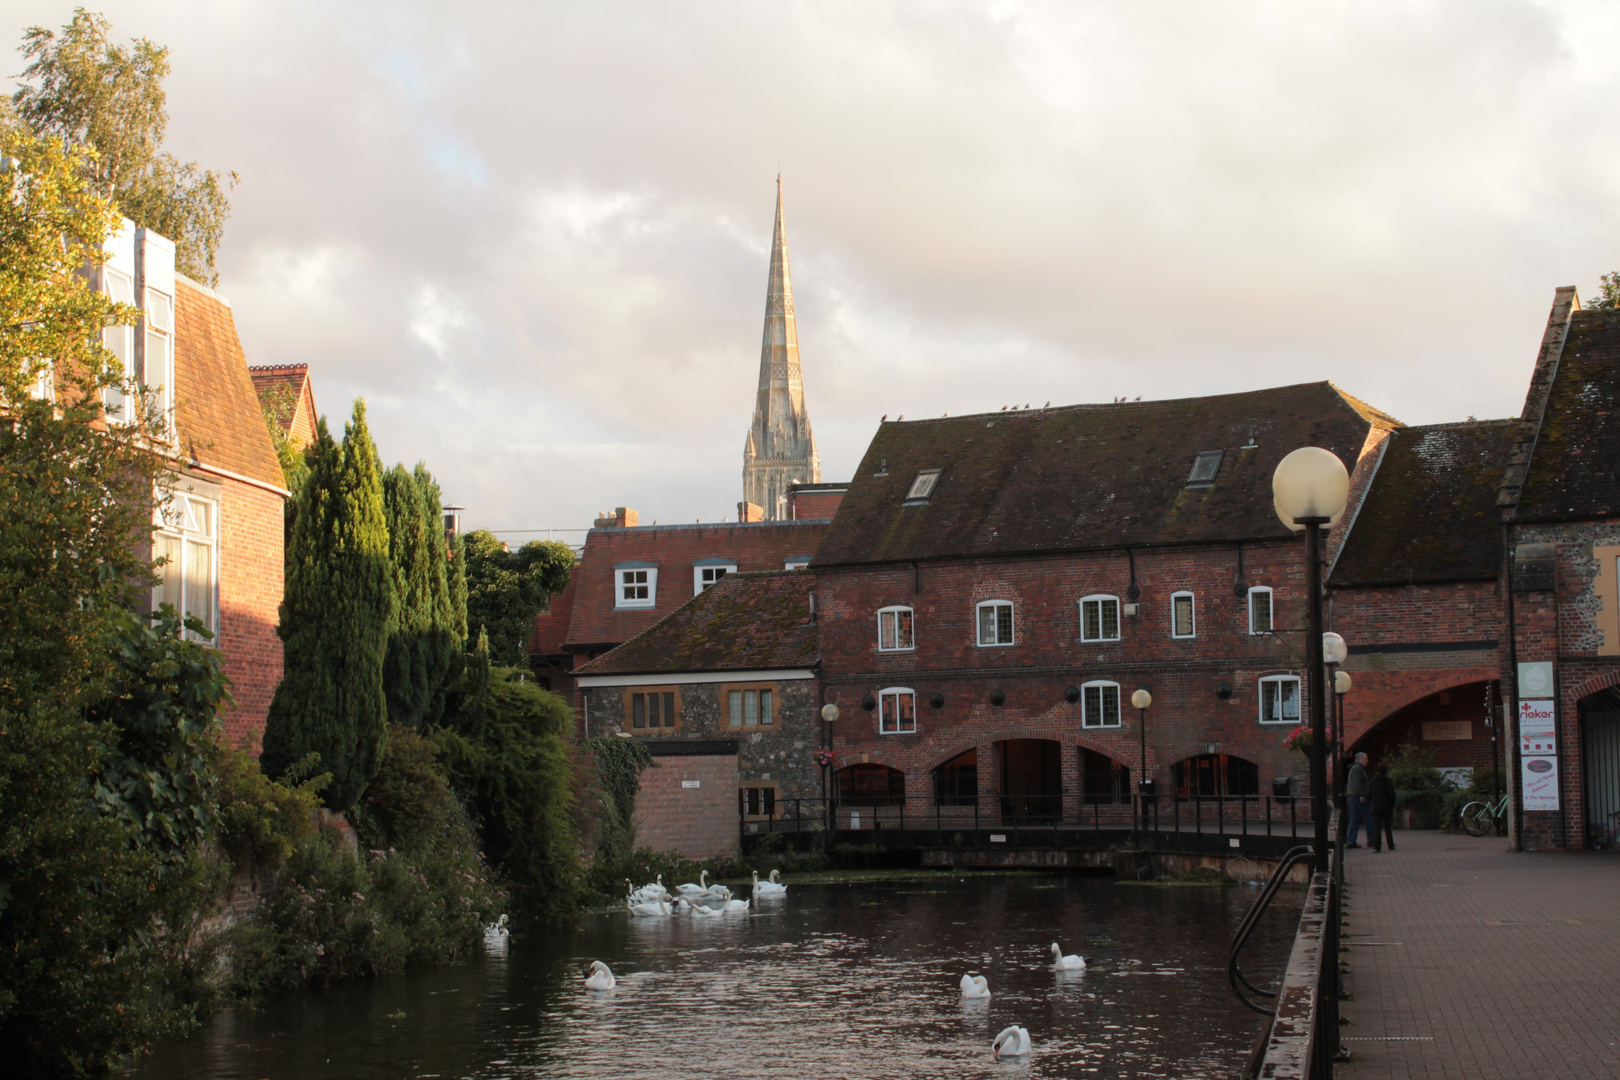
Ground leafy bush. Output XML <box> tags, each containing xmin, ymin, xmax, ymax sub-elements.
<box><xmin>213</xmin><ymin>749</ymin><xmax>326</xmax><ymax>869</ymax></box>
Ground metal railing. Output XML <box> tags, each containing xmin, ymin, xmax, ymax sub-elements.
<box><xmin>741</xmin><ymin>791</ymin><xmax>1317</xmax><ymax>843</ymax></box>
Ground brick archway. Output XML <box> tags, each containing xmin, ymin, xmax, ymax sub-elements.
<box><xmin>1344</xmin><ymin>675</ymin><xmax>1497</xmax><ymax>748</ymax></box>
<box><xmin>1569</xmin><ymin>668</ymin><xmax>1620</xmax><ymax>702</ymax></box>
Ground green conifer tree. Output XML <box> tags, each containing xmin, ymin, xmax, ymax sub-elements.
<box><xmin>382</xmin><ymin>464</ymin><xmax>456</xmax><ymax>728</ymax></box>
<box><xmin>261</xmin><ymin>402</ymin><xmax>396</xmax><ymax>809</ymax></box>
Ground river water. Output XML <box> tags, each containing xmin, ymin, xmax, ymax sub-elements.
<box><xmin>133</xmin><ymin>873</ymin><xmax>1300</xmax><ymax>1080</ymax></box>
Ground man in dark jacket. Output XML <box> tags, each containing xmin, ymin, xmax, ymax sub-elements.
<box><xmin>1368</xmin><ymin>762</ymin><xmax>1397</xmax><ymax>852</ymax></box>
<box><xmin>1345</xmin><ymin>752</ymin><xmax>1371</xmax><ymax>847</ymax></box>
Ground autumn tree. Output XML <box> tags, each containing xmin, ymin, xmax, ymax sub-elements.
<box><xmin>11</xmin><ymin>8</ymin><xmax>236</xmax><ymax>284</ymax></box>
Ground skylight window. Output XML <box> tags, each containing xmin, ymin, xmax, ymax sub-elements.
<box><xmin>1187</xmin><ymin>450</ymin><xmax>1225</xmax><ymax>487</ymax></box>
<box><xmin>904</xmin><ymin>469</ymin><xmax>942</xmax><ymax>503</ymax></box>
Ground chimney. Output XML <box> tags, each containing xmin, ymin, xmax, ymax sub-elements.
<box><xmin>442</xmin><ymin>505</ymin><xmax>463</xmax><ymax>538</ymax></box>
<box><xmin>738</xmin><ymin>501</ymin><xmax>765</xmax><ymax>523</ymax></box>
<box><xmin>595</xmin><ymin>507</ymin><xmax>638</xmax><ymax>528</ymax></box>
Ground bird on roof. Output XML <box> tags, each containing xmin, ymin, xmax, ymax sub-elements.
<box><xmin>1044</xmin><ymin>401</ymin><xmax>1050</xmax><ymax>408</ymax></box>
<box><xmin>881</xmin><ymin>414</ymin><xmax>887</xmax><ymax>422</ymax></box>
<box><xmin>1001</xmin><ymin>405</ymin><xmax>1008</xmax><ymax>411</ymax></box>
<box><xmin>897</xmin><ymin>415</ymin><xmax>904</xmax><ymax>421</ymax></box>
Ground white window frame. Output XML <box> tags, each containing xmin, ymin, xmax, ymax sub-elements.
<box><xmin>102</xmin><ymin>268</ymin><xmax>135</xmax><ymax>419</ymax></box>
<box><xmin>1258</xmin><ymin>675</ymin><xmax>1302</xmax><ymax>724</ymax></box>
<box><xmin>1081</xmin><ymin>680</ymin><xmax>1122</xmax><ymax>728</ymax></box>
<box><xmin>1079</xmin><ymin>594</ymin><xmax>1122</xmax><ymax>643</ymax></box>
<box><xmin>1170</xmin><ymin>591</ymin><xmax>1196</xmax><ymax>639</ymax></box>
<box><xmin>878</xmin><ymin>687</ymin><xmax>917</xmax><ymax>734</ymax></box>
<box><xmin>615</xmin><ymin>565</ymin><xmax>658</xmax><ymax>609</ymax></box>
<box><xmin>143</xmin><ymin>286</ymin><xmax>175</xmax><ymax>438</ymax></box>
<box><xmin>976</xmin><ymin>600</ymin><xmax>1015</xmax><ymax>647</ymax></box>
<box><xmin>877</xmin><ymin>606</ymin><xmax>915</xmax><ymax>652</ymax></box>
<box><xmin>904</xmin><ymin>469</ymin><xmax>942</xmax><ymax>503</ymax></box>
<box><xmin>784</xmin><ymin>556</ymin><xmax>811</xmax><ymax>570</ymax></box>
<box><xmin>152</xmin><ymin>490</ymin><xmax>219</xmax><ymax>645</ymax></box>
<box><xmin>1248</xmin><ymin>586</ymin><xmax>1274</xmax><ymax>635</ymax></box>
<box><xmin>693</xmin><ymin>560</ymin><xmax>737</xmax><ymax>595</ymax></box>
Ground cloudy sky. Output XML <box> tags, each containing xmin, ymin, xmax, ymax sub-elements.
<box><xmin>9</xmin><ymin>1</ymin><xmax>1620</xmax><ymax>533</ymax></box>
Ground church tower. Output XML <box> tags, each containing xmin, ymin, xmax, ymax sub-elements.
<box><xmin>743</xmin><ymin>176</ymin><xmax>821</xmax><ymax>519</ymax></box>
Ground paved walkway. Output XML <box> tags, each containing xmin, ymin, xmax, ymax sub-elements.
<box><xmin>1337</xmin><ymin>830</ymin><xmax>1620</xmax><ymax>1079</ymax></box>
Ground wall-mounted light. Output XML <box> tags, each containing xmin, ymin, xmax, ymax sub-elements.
<box><xmin>930</xmin><ymin>692</ymin><xmax>945</xmax><ymax>709</ymax></box>
<box><xmin>990</xmin><ymin>689</ymin><xmax>1006</xmax><ymax>706</ymax></box>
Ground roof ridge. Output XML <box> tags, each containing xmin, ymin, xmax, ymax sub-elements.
<box><xmin>1327</xmin><ymin>382</ymin><xmax>1404</xmax><ymax>430</ymax></box>
<box><xmin>248</xmin><ymin>363</ymin><xmax>309</xmax><ymax>372</ymax></box>
<box><xmin>881</xmin><ymin>381</ymin><xmax>1386</xmax><ymax>425</ymax></box>
<box><xmin>175</xmin><ymin>273</ymin><xmax>232</xmax><ymax>308</ymax></box>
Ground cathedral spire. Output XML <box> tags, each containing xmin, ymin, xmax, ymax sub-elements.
<box><xmin>743</xmin><ymin>176</ymin><xmax>820</xmax><ymax>520</ymax></box>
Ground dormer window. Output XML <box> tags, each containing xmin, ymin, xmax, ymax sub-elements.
<box><xmin>1187</xmin><ymin>450</ymin><xmax>1224</xmax><ymax>487</ymax></box>
<box><xmin>144</xmin><ymin>287</ymin><xmax>175</xmax><ymax>437</ymax></box>
<box><xmin>903</xmin><ymin>469</ymin><xmax>942</xmax><ymax>504</ymax></box>
<box><xmin>615</xmin><ymin>562</ymin><xmax>657</xmax><ymax>608</ymax></box>
<box><xmin>693</xmin><ymin>559</ymin><xmax>737</xmax><ymax>595</ymax></box>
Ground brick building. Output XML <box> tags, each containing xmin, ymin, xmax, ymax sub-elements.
<box><xmin>248</xmin><ymin>363</ymin><xmax>319</xmax><ymax>450</ymax></box>
<box><xmin>809</xmin><ymin>383</ymin><xmax>1399</xmax><ymax>816</ymax></box>
<box><xmin>97</xmin><ymin>221</ymin><xmax>290</xmax><ymax>748</ymax></box>
<box><xmin>574</xmin><ymin>570</ymin><xmax>822</xmax><ymax>859</ymax></box>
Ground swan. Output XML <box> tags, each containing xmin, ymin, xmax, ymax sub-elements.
<box><xmin>959</xmin><ymin>973</ymin><xmax>991</xmax><ymax>999</ymax></box>
<box><xmin>483</xmin><ymin>914</ymin><xmax>510</xmax><ymax>955</ymax></box>
<box><xmin>992</xmin><ymin>1025</ymin><xmax>1031</xmax><ymax>1060</ymax></box>
<box><xmin>644</xmin><ymin>874</ymin><xmax>669</xmax><ymax>898</ymax></box>
<box><xmin>627</xmin><ymin>897</ymin><xmax>670</xmax><ymax>918</ymax></box>
<box><xmin>678</xmin><ymin>897</ymin><xmax>723</xmax><ymax>918</ymax></box>
<box><xmin>721</xmin><ymin>897</ymin><xmax>750</xmax><ymax>913</ymax></box>
<box><xmin>675</xmin><ymin>870</ymin><xmax>710</xmax><ymax>897</ymax></box>
<box><xmin>753</xmin><ymin>870</ymin><xmax>788</xmax><ymax>897</ymax></box>
<box><xmin>583</xmin><ymin>960</ymin><xmax>616</xmax><ymax>991</ymax></box>
<box><xmin>1050</xmin><ymin>942</ymin><xmax>1085</xmax><ymax>970</ymax></box>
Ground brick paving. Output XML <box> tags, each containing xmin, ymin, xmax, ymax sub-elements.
<box><xmin>1337</xmin><ymin>830</ymin><xmax>1620</xmax><ymax>1079</ymax></box>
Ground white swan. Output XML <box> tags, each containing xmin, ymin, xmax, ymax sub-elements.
<box><xmin>675</xmin><ymin>870</ymin><xmax>710</xmax><ymax>897</ymax></box>
<box><xmin>483</xmin><ymin>914</ymin><xmax>510</xmax><ymax>956</ymax></box>
<box><xmin>1050</xmin><ymin>942</ymin><xmax>1085</xmax><ymax>970</ymax></box>
<box><xmin>721</xmin><ymin>897</ymin><xmax>750</xmax><ymax>913</ymax></box>
<box><xmin>753</xmin><ymin>869</ymin><xmax>788</xmax><ymax>897</ymax></box>
<box><xmin>627</xmin><ymin>897</ymin><xmax>670</xmax><ymax>918</ymax></box>
<box><xmin>992</xmin><ymin>1025</ymin><xmax>1031</xmax><ymax>1060</ymax></box>
<box><xmin>959</xmin><ymin>973</ymin><xmax>991</xmax><ymax>999</ymax></box>
<box><xmin>678</xmin><ymin>897</ymin><xmax>723</xmax><ymax>918</ymax></box>
<box><xmin>583</xmin><ymin>960</ymin><xmax>615</xmax><ymax>991</ymax></box>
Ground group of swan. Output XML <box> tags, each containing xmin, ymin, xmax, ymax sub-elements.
<box><xmin>623</xmin><ymin>869</ymin><xmax>785</xmax><ymax>918</ymax></box>
<box><xmin>955</xmin><ymin>940</ymin><xmax>1086</xmax><ymax>1059</ymax></box>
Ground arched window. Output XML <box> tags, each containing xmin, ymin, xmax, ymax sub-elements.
<box><xmin>879</xmin><ymin>687</ymin><xmax>917</xmax><ymax>734</ymax></box>
<box><xmin>1081</xmin><ymin>681</ymin><xmax>1121</xmax><ymax>728</ymax></box>
<box><xmin>877</xmin><ymin>606</ymin><xmax>915</xmax><ymax>651</ymax></box>
<box><xmin>976</xmin><ymin>600</ymin><xmax>1014</xmax><ymax>646</ymax></box>
<box><xmin>1248</xmin><ymin>586</ymin><xmax>1273</xmax><ymax>634</ymax></box>
<box><xmin>932</xmin><ymin>749</ymin><xmax>978</xmax><ymax>806</ymax></box>
<box><xmin>1170</xmin><ymin>591</ymin><xmax>1196</xmax><ymax>638</ymax></box>
<box><xmin>1080</xmin><ymin>594</ymin><xmax>1121</xmax><ymax>642</ymax></box>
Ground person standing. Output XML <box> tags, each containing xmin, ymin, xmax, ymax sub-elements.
<box><xmin>1345</xmin><ymin>752</ymin><xmax>1371</xmax><ymax>847</ymax></box>
<box><xmin>1368</xmin><ymin>762</ymin><xmax>1397</xmax><ymax>852</ymax></box>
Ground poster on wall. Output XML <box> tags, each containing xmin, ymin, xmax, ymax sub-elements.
<box><xmin>1518</xmin><ymin>661</ymin><xmax>1554</xmax><ymax>698</ymax></box>
<box><xmin>1521</xmin><ymin>755</ymin><xmax>1560</xmax><ymax>811</ymax></box>
<box><xmin>1518</xmin><ymin>700</ymin><xmax>1557</xmax><ymax>755</ymax></box>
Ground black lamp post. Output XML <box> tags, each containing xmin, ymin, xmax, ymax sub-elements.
<box><xmin>1273</xmin><ymin>447</ymin><xmax>1350</xmax><ymax>875</ymax></box>
<box><xmin>820</xmin><ymin>703</ymin><xmax>839</xmax><ymax>833</ymax></box>
<box><xmin>1131</xmin><ymin>688</ymin><xmax>1152</xmax><ymax>844</ymax></box>
<box><xmin>1333</xmin><ymin>668</ymin><xmax>1352</xmax><ymax>820</ymax></box>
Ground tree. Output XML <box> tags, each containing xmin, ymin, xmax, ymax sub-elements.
<box><xmin>261</xmin><ymin>402</ymin><xmax>396</xmax><ymax>811</ymax></box>
<box><xmin>382</xmin><ymin>464</ymin><xmax>456</xmax><ymax>729</ymax></box>
<box><xmin>462</xmin><ymin>530</ymin><xmax>574</xmax><ymax>667</ymax></box>
<box><xmin>0</xmin><ymin>127</ymin><xmax>201</xmax><ymax>1075</ymax></box>
<box><xmin>12</xmin><ymin>9</ymin><xmax>236</xmax><ymax>284</ymax></box>
<box><xmin>1587</xmin><ymin>271</ymin><xmax>1620</xmax><ymax>310</ymax></box>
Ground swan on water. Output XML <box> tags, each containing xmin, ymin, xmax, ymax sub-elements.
<box><xmin>1050</xmin><ymin>942</ymin><xmax>1085</xmax><ymax>970</ymax></box>
<box><xmin>584</xmin><ymin>960</ymin><xmax>616</xmax><ymax>991</ymax></box>
<box><xmin>991</xmin><ymin>1025</ymin><xmax>1031</xmax><ymax>1060</ymax></box>
<box><xmin>721</xmin><ymin>897</ymin><xmax>750</xmax><ymax>913</ymax></box>
<box><xmin>959</xmin><ymin>973</ymin><xmax>991</xmax><ymax>999</ymax></box>
<box><xmin>627</xmin><ymin>897</ymin><xmax>670</xmax><ymax>918</ymax></box>
<box><xmin>675</xmin><ymin>870</ymin><xmax>711</xmax><ymax>897</ymax></box>
<box><xmin>753</xmin><ymin>870</ymin><xmax>788</xmax><ymax>897</ymax></box>
<box><xmin>483</xmin><ymin>914</ymin><xmax>511</xmax><ymax>955</ymax></box>
<box><xmin>677</xmin><ymin>897</ymin><xmax>723</xmax><ymax>918</ymax></box>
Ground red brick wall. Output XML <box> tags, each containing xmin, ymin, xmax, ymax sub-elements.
<box><xmin>790</xmin><ymin>489</ymin><xmax>845</xmax><ymax>521</ymax></box>
<box><xmin>818</xmin><ymin>540</ymin><xmax>1315</xmax><ymax>795</ymax></box>
<box><xmin>634</xmin><ymin>754</ymin><xmax>740</xmax><ymax>859</ymax></box>
<box><xmin>216</xmin><ymin>479</ymin><xmax>284</xmax><ymax>749</ymax></box>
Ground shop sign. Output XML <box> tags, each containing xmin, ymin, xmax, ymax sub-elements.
<box><xmin>1518</xmin><ymin>700</ymin><xmax>1557</xmax><ymax>755</ymax></box>
<box><xmin>1517</xmin><ymin>662</ymin><xmax>1553</xmax><ymax>698</ymax></box>
<box><xmin>1521</xmin><ymin>755</ymin><xmax>1560</xmax><ymax>811</ymax></box>
<box><xmin>1422</xmin><ymin>721</ymin><xmax>1472</xmax><ymax>741</ymax></box>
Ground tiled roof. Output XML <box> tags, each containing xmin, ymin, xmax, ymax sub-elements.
<box><xmin>248</xmin><ymin>363</ymin><xmax>318</xmax><ymax>448</ymax></box>
<box><xmin>814</xmin><ymin>382</ymin><xmax>1401</xmax><ymax>567</ymax></box>
<box><xmin>576</xmin><ymin>570</ymin><xmax>818</xmax><ymax>676</ymax></box>
<box><xmin>562</xmin><ymin>519</ymin><xmax>831</xmax><ymax>649</ymax></box>
<box><xmin>175</xmin><ymin>280</ymin><xmax>286</xmax><ymax>489</ymax></box>
<box><xmin>1516</xmin><ymin>308</ymin><xmax>1620</xmax><ymax>522</ymax></box>
<box><xmin>1332</xmin><ymin>421</ymin><xmax>1516</xmax><ymax>586</ymax></box>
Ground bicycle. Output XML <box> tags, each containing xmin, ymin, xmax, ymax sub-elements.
<box><xmin>1460</xmin><ymin>792</ymin><xmax>1508</xmax><ymax>837</ymax></box>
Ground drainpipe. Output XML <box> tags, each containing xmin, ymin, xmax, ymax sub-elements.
<box><xmin>1503</xmin><ymin>522</ymin><xmax>1523</xmax><ymax>851</ymax></box>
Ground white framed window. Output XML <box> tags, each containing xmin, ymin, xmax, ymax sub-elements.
<box><xmin>102</xmin><ymin>268</ymin><xmax>135</xmax><ymax>418</ymax></box>
<box><xmin>153</xmin><ymin>491</ymin><xmax>218</xmax><ymax>643</ymax></box>
<box><xmin>1080</xmin><ymin>595</ymin><xmax>1121</xmax><ymax>643</ymax></box>
<box><xmin>1171</xmin><ymin>591</ymin><xmax>1196</xmax><ymax>638</ymax></box>
<box><xmin>1259</xmin><ymin>675</ymin><xmax>1301</xmax><ymax>724</ymax></box>
<box><xmin>784</xmin><ymin>556</ymin><xmax>811</xmax><ymax>570</ymax></box>
<box><xmin>693</xmin><ymin>560</ymin><xmax>737</xmax><ymax>595</ymax></box>
<box><xmin>976</xmin><ymin>600</ymin><xmax>1015</xmax><ymax>646</ymax></box>
<box><xmin>877</xmin><ymin>606</ymin><xmax>915</xmax><ymax>651</ymax></box>
<box><xmin>904</xmin><ymin>469</ymin><xmax>942</xmax><ymax>503</ymax></box>
<box><xmin>879</xmin><ymin>687</ymin><xmax>917</xmax><ymax>734</ymax></box>
<box><xmin>1081</xmin><ymin>681</ymin><xmax>1121</xmax><ymax>728</ymax></box>
<box><xmin>1248</xmin><ymin>586</ymin><xmax>1273</xmax><ymax>634</ymax></box>
<box><xmin>144</xmin><ymin>287</ymin><xmax>175</xmax><ymax>436</ymax></box>
<box><xmin>615</xmin><ymin>564</ymin><xmax>657</xmax><ymax>608</ymax></box>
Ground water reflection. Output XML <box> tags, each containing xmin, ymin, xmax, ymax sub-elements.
<box><xmin>132</xmin><ymin>875</ymin><xmax>1300</xmax><ymax>1080</ymax></box>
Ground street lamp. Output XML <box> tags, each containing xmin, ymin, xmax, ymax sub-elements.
<box><xmin>1274</xmin><ymin>447</ymin><xmax>1350</xmax><ymax>874</ymax></box>
<box><xmin>1323</xmin><ymin>634</ymin><xmax>1348</xmax><ymax>805</ymax></box>
<box><xmin>1131</xmin><ymin>688</ymin><xmax>1152</xmax><ymax>843</ymax></box>
<box><xmin>820</xmin><ymin>703</ymin><xmax>839</xmax><ymax>832</ymax></box>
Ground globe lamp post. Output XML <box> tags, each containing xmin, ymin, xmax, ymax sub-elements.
<box><xmin>820</xmin><ymin>703</ymin><xmax>839</xmax><ymax>832</ymax></box>
<box><xmin>1131</xmin><ymin>688</ymin><xmax>1152</xmax><ymax>844</ymax></box>
<box><xmin>1273</xmin><ymin>447</ymin><xmax>1349</xmax><ymax>873</ymax></box>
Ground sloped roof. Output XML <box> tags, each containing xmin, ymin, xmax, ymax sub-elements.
<box><xmin>1332</xmin><ymin>420</ymin><xmax>1516</xmax><ymax>586</ymax></box>
<box><xmin>576</xmin><ymin>570</ymin><xmax>818</xmax><ymax>676</ymax></box>
<box><xmin>175</xmin><ymin>280</ymin><xmax>286</xmax><ymax>490</ymax></box>
<box><xmin>249</xmin><ymin>363</ymin><xmax>318</xmax><ymax>448</ymax></box>
<box><xmin>814</xmin><ymin>382</ymin><xmax>1400</xmax><ymax>567</ymax></box>
<box><xmin>562</xmin><ymin>519</ymin><xmax>831</xmax><ymax>649</ymax></box>
<box><xmin>1516</xmin><ymin>307</ymin><xmax>1620</xmax><ymax>522</ymax></box>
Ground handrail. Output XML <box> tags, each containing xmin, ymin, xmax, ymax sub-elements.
<box><xmin>1228</xmin><ymin>843</ymin><xmax>1314</xmax><ymax>1015</ymax></box>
